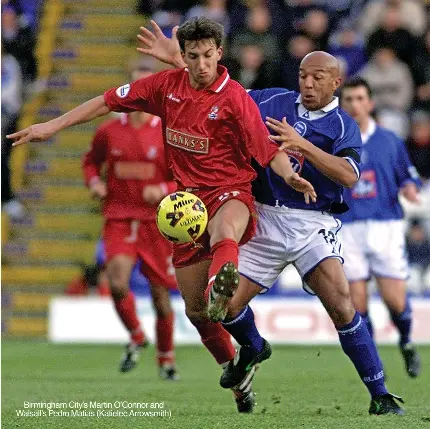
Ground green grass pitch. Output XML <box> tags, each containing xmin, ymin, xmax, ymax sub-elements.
<box><xmin>2</xmin><ymin>341</ymin><xmax>429</xmax><ymax>428</ymax></box>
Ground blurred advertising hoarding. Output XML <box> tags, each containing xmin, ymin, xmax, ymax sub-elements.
<box><xmin>49</xmin><ymin>297</ymin><xmax>430</xmax><ymax>344</ymax></box>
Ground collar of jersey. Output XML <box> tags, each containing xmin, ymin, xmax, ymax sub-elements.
<box><xmin>360</xmin><ymin>118</ymin><xmax>376</xmax><ymax>144</ymax></box>
<box><xmin>184</xmin><ymin>65</ymin><xmax>230</xmax><ymax>93</ymax></box>
<box><xmin>295</xmin><ymin>95</ymin><xmax>339</xmax><ymax>113</ymax></box>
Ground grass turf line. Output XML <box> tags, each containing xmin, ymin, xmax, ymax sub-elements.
<box><xmin>2</xmin><ymin>341</ymin><xmax>430</xmax><ymax>428</ymax></box>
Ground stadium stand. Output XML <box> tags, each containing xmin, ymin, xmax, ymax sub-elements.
<box><xmin>2</xmin><ymin>0</ymin><xmax>143</xmax><ymax>337</ymax></box>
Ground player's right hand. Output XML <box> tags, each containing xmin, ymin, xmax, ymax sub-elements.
<box><xmin>284</xmin><ymin>173</ymin><xmax>317</xmax><ymax>204</ymax></box>
<box><xmin>137</xmin><ymin>20</ymin><xmax>183</xmax><ymax>67</ymax></box>
<box><xmin>7</xmin><ymin>122</ymin><xmax>57</xmax><ymax>147</ymax></box>
<box><xmin>90</xmin><ymin>181</ymin><xmax>107</xmax><ymax>200</ymax></box>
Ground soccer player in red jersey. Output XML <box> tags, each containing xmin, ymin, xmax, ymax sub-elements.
<box><xmin>82</xmin><ymin>60</ymin><xmax>178</xmax><ymax>378</ymax></box>
<box><xmin>9</xmin><ymin>18</ymin><xmax>316</xmax><ymax>412</ymax></box>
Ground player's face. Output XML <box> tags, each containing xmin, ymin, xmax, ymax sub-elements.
<box><xmin>340</xmin><ymin>87</ymin><xmax>374</xmax><ymax>123</ymax></box>
<box><xmin>298</xmin><ymin>65</ymin><xmax>341</xmax><ymax>111</ymax></box>
<box><xmin>182</xmin><ymin>39</ymin><xmax>222</xmax><ymax>89</ymax></box>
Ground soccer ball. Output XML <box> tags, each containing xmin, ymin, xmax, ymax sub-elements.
<box><xmin>156</xmin><ymin>192</ymin><xmax>208</xmax><ymax>243</ymax></box>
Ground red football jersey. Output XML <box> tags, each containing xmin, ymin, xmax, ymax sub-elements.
<box><xmin>103</xmin><ymin>66</ymin><xmax>279</xmax><ymax>189</ymax></box>
<box><xmin>82</xmin><ymin>114</ymin><xmax>176</xmax><ymax>220</ymax></box>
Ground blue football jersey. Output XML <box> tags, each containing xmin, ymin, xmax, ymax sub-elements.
<box><xmin>249</xmin><ymin>88</ymin><xmax>362</xmax><ymax>213</ymax></box>
<box><xmin>339</xmin><ymin>124</ymin><xmax>420</xmax><ymax>223</ymax></box>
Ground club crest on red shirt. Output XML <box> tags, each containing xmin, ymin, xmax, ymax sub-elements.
<box><xmin>208</xmin><ymin>106</ymin><xmax>219</xmax><ymax>120</ymax></box>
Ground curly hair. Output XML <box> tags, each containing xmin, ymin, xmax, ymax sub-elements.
<box><xmin>177</xmin><ymin>17</ymin><xmax>224</xmax><ymax>52</ymax></box>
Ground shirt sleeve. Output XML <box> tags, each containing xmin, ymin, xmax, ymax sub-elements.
<box><xmin>82</xmin><ymin>126</ymin><xmax>107</xmax><ymax>186</ymax></box>
<box><xmin>103</xmin><ymin>71</ymin><xmax>165</xmax><ymax>117</ymax></box>
<box><xmin>247</xmin><ymin>88</ymin><xmax>291</xmax><ymax>105</ymax></box>
<box><xmin>333</xmin><ymin>115</ymin><xmax>362</xmax><ymax>180</ymax></box>
<box><xmin>236</xmin><ymin>90</ymin><xmax>279</xmax><ymax>167</ymax></box>
<box><xmin>394</xmin><ymin>138</ymin><xmax>421</xmax><ymax>188</ymax></box>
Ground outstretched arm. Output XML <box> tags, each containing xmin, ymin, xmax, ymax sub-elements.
<box><xmin>137</xmin><ymin>20</ymin><xmax>186</xmax><ymax>69</ymax></box>
<box><xmin>8</xmin><ymin>95</ymin><xmax>110</xmax><ymax>147</ymax></box>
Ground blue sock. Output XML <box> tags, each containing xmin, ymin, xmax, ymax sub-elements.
<box><xmin>390</xmin><ymin>298</ymin><xmax>412</xmax><ymax>347</ymax></box>
<box><xmin>360</xmin><ymin>311</ymin><xmax>374</xmax><ymax>338</ymax></box>
<box><xmin>222</xmin><ymin>306</ymin><xmax>264</xmax><ymax>352</ymax></box>
<box><xmin>338</xmin><ymin>312</ymin><xmax>387</xmax><ymax>398</ymax></box>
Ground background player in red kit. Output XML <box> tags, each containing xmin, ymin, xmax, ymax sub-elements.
<box><xmin>82</xmin><ymin>59</ymin><xmax>178</xmax><ymax>379</ymax></box>
<box><xmin>9</xmin><ymin>18</ymin><xmax>315</xmax><ymax>412</ymax></box>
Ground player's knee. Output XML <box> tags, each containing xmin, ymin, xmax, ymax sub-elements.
<box><xmin>327</xmin><ymin>288</ymin><xmax>356</xmax><ymax>327</ymax></box>
<box><xmin>209</xmin><ymin>222</ymin><xmax>236</xmax><ymax>245</ymax></box>
<box><xmin>108</xmin><ymin>272</ymin><xmax>129</xmax><ymax>298</ymax></box>
<box><xmin>152</xmin><ymin>296</ymin><xmax>172</xmax><ymax>318</ymax></box>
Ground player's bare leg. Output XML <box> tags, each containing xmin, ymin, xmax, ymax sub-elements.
<box><xmin>350</xmin><ymin>280</ymin><xmax>374</xmax><ymax>338</ymax></box>
<box><xmin>206</xmin><ymin>199</ymin><xmax>250</xmax><ymax>322</ymax></box>
<box><xmin>377</xmin><ymin>277</ymin><xmax>421</xmax><ymax>378</ymax></box>
<box><xmin>107</xmin><ymin>254</ymin><xmax>148</xmax><ymax>372</ymax></box>
<box><xmin>307</xmin><ymin>259</ymin><xmax>404</xmax><ymax>415</ymax></box>
<box><xmin>176</xmin><ymin>260</ymin><xmax>255</xmax><ymax>412</ymax></box>
<box><xmin>149</xmin><ymin>283</ymin><xmax>178</xmax><ymax>380</ymax></box>
<box><xmin>218</xmin><ymin>276</ymin><xmax>272</xmax><ymax>399</ymax></box>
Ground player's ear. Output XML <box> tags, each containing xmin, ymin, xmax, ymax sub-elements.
<box><xmin>333</xmin><ymin>76</ymin><xmax>342</xmax><ymax>92</ymax></box>
<box><xmin>217</xmin><ymin>46</ymin><xmax>223</xmax><ymax>61</ymax></box>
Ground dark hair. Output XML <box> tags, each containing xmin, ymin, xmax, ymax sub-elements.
<box><xmin>177</xmin><ymin>17</ymin><xmax>224</xmax><ymax>52</ymax></box>
<box><xmin>340</xmin><ymin>77</ymin><xmax>373</xmax><ymax>98</ymax></box>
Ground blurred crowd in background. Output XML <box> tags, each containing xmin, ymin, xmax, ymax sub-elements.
<box><xmin>2</xmin><ymin>0</ymin><xmax>430</xmax><ymax>290</ymax></box>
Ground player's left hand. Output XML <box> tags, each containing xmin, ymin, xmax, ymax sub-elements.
<box><xmin>137</xmin><ymin>20</ymin><xmax>183</xmax><ymax>67</ymax></box>
<box><xmin>143</xmin><ymin>184</ymin><xmax>165</xmax><ymax>205</ymax></box>
<box><xmin>265</xmin><ymin>116</ymin><xmax>306</xmax><ymax>152</ymax></box>
<box><xmin>284</xmin><ymin>173</ymin><xmax>317</xmax><ymax>204</ymax></box>
<box><xmin>401</xmin><ymin>182</ymin><xmax>420</xmax><ymax>204</ymax></box>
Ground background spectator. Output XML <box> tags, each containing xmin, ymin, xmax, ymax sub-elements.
<box><xmin>230</xmin><ymin>5</ymin><xmax>280</xmax><ymax>61</ymax></box>
<box><xmin>366</xmin><ymin>5</ymin><xmax>416</xmax><ymax>65</ymax></box>
<box><xmin>410</xmin><ymin>28</ymin><xmax>430</xmax><ymax>113</ymax></box>
<box><xmin>1</xmin><ymin>5</ymin><xmax>37</xmax><ymax>85</ymax></box>
<box><xmin>328</xmin><ymin>28</ymin><xmax>367</xmax><ymax>77</ymax></box>
<box><xmin>406</xmin><ymin>218</ymin><xmax>430</xmax><ymax>274</ymax></box>
<box><xmin>360</xmin><ymin>47</ymin><xmax>414</xmax><ymax>112</ymax></box>
<box><xmin>359</xmin><ymin>0</ymin><xmax>427</xmax><ymax>39</ymax></box>
<box><xmin>1</xmin><ymin>48</ymin><xmax>25</xmax><ymax>220</ymax></box>
<box><xmin>406</xmin><ymin>111</ymin><xmax>430</xmax><ymax>179</ymax></box>
<box><xmin>280</xmin><ymin>33</ymin><xmax>315</xmax><ymax>91</ymax></box>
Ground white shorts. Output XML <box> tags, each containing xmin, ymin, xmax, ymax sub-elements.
<box><xmin>341</xmin><ymin>220</ymin><xmax>408</xmax><ymax>282</ymax></box>
<box><xmin>239</xmin><ymin>203</ymin><xmax>343</xmax><ymax>291</ymax></box>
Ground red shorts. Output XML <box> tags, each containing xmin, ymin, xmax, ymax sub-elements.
<box><xmin>103</xmin><ymin>219</ymin><xmax>177</xmax><ymax>289</ymax></box>
<box><xmin>173</xmin><ymin>186</ymin><xmax>257</xmax><ymax>268</ymax></box>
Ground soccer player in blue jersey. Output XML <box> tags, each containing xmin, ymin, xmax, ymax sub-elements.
<box><xmin>137</xmin><ymin>25</ymin><xmax>404</xmax><ymax>415</ymax></box>
<box><xmin>339</xmin><ymin>77</ymin><xmax>422</xmax><ymax>378</ymax></box>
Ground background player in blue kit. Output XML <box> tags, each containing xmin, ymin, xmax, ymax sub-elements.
<box><xmin>137</xmin><ymin>28</ymin><xmax>404</xmax><ymax>415</ymax></box>
<box><xmin>339</xmin><ymin>77</ymin><xmax>422</xmax><ymax>378</ymax></box>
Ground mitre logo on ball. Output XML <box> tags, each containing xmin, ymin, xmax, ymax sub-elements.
<box><xmin>156</xmin><ymin>192</ymin><xmax>208</xmax><ymax>243</ymax></box>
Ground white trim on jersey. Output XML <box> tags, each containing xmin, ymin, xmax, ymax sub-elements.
<box><xmin>343</xmin><ymin>156</ymin><xmax>361</xmax><ymax>179</ymax></box>
<box><xmin>336</xmin><ymin>109</ymin><xmax>345</xmax><ymax>139</ymax></box>
<box><xmin>258</xmin><ymin>91</ymin><xmax>293</xmax><ymax>106</ymax></box>
<box><xmin>215</xmin><ymin>73</ymin><xmax>230</xmax><ymax>93</ymax></box>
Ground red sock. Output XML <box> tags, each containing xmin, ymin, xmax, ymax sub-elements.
<box><xmin>113</xmin><ymin>291</ymin><xmax>145</xmax><ymax>345</ymax></box>
<box><xmin>205</xmin><ymin>239</ymin><xmax>239</xmax><ymax>299</ymax></box>
<box><xmin>156</xmin><ymin>311</ymin><xmax>175</xmax><ymax>367</ymax></box>
<box><xmin>193</xmin><ymin>319</ymin><xmax>235</xmax><ymax>364</ymax></box>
